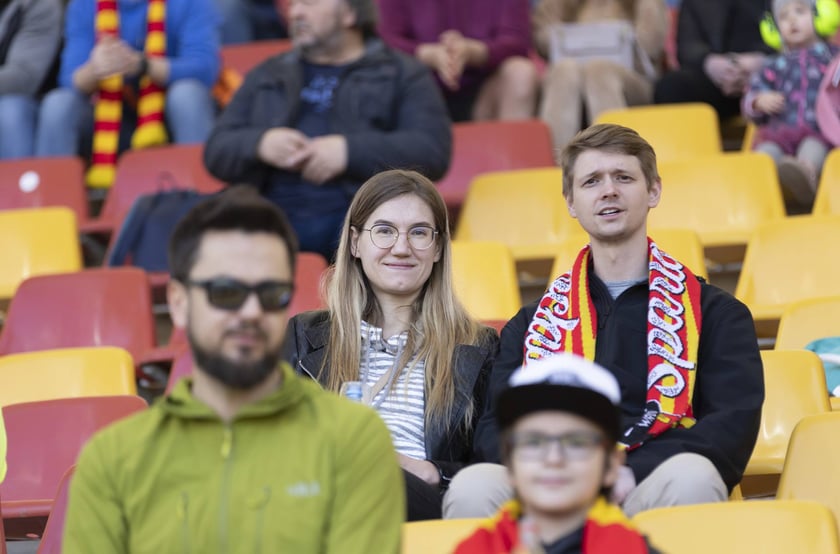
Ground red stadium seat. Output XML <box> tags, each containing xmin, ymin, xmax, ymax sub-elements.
<box><xmin>0</xmin><ymin>397</ymin><xmax>145</xmax><ymax>536</ymax></box>
<box><xmin>0</xmin><ymin>157</ymin><xmax>89</xmax><ymax>225</ymax></box>
<box><xmin>35</xmin><ymin>466</ymin><xmax>74</xmax><ymax>554</ymax></box>
<box><xmin>435</xmin><ymin>120</ymin><xmax>555</xmax><ymax>225</ymax></box>
<box><xmin>220</xmin><ymin>38</ymin><xmax>293</xmax><ymax>77</ymax></box>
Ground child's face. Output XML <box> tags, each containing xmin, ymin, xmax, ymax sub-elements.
<box><xmin>506</xmin><ymin>411</ymin><xmax>621</xmax><ymax>521</ymax></box>
<box><xmin>778</xmin><ymin>1</ymin><xmax>818</xmax><ymax>49</ymax></box>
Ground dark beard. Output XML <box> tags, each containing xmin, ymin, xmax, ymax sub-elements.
<box><xmin>188</xmin><ymin>327</ymin><xmax>281</xmax><ymax>390</ymax></box>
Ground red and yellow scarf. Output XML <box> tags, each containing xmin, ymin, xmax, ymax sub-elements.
<box><xmin>88</xmin><ymin>0</ymin><xmax>168</xmax><ymax>188</ymax></box>
<box><xmin>455</xmin><ymin>497</ymin><xmax>650</xmax><ymax>553</ymax></box>
<box><xmin>524</xmin><ymin>239</ymin><xmax>702</xmax><ymax>450</ymax></box>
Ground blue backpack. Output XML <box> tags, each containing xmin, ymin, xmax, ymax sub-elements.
<box><xmin>107</xmin><ymin>189</ymin><xmax>214</xmax><ymax>272</ymax></box>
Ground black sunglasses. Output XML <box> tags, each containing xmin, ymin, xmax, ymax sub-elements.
<box><xmin>185</xmin><ymin>279</ymin><xmax>294</xmax><ymax>312</ymax></box>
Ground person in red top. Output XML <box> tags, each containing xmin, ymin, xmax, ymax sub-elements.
<box><xmin>377</xmin><ymin>0</ymin><xmax>539</xmax><ymax>122</ymax></box>
<box><xmin>455</xmin><ymin>353</ymin><xmax>661</xmax><ymax>554</ymax></box>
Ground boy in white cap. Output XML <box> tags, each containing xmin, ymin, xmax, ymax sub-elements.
<box><xmin>455</xmin><ymin>354</ymin><xmax>660</xmax><ymax>554</ymax></box>
<box><xmin>743</xmin><ymin>0</ymin><xmax>840</xmax><ymax>209</ymax></box>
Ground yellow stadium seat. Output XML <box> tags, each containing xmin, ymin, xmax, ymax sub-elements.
<box><xmin>595</xmin><ymin>103</ymin><xmax>721</xmax><ymax>162</ymax></box>
<box><xmin>814</xmin><ymin>148</ymin><xmax>840</xmax><ymax>215</ymax></box>
<box><xmin>741</xmin><ymin>122</ymin><xmax>756</xmax><ymax>153</ymax></box>
<box><xmin>652</xmin><ymin>153</ymin><xmax>786</xmax><ymax>257</ymax></box>
<box><xmin>451</xmin><ymin>241</ymin><xmax>521</xmax><ymax>321</ymax></box>
<box><xmin>402</xmin><ymin>518</ymin><xmax>484</xmax><ymax>554</ymax></box>
<box><xmin>455</xmin><ymin>168</ymin><xmax>584</xmax><ymax>262</ymax></box>
<box><xmin>0</xmin><ymin>207</ymin><xmax>82</xmax><ymax>299</ymax></box>
<box><xmin>633</xmin><ymin>500</ymin><xmax>840</xmax><ymax>554</ymax></box>
<box><xmin>776</xmin><ymin>296</ymin><xmax>840</xmax><ymax>351</ymax></box>
<box><xmin>735</xmin><ymin>216</ymin><xmax>840</xmax><ymax>332</ymax></box>
<box><xmin>549</xmin><ymin>228</ymin><xmax>708</xmax><ymax>281</ymax></box>
<box><xmin>777</xmin><ymin>412</ymin><xmax>840</xmax><ymax>533</ymax></box>
<box><xmin>0</xmin><ymin>347</ymin><xmax>137</xmax><ymax>407</ymax></box>
<box><xmin>745</xmin><ymin>350</ymin><xmax>830</xmax><ymax>477</ymax></box>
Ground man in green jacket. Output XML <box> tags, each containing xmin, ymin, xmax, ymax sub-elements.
<box><xmin>63</xmin><ymin>186</ymin><xmax>405</xmax><ymax>553</ymax></box>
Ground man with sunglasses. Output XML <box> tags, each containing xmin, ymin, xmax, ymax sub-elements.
<box><xmin>63</xmin><ymin>187</ymin><xmax>404</xmax><ymax>553</ymax></box>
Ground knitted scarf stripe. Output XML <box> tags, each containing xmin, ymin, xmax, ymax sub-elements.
<box><xmin>523</xmin><ymin>239</ymin><xmax>702</xmax><ymax>450</ymax></box>
<box><xmin>454</xmin><ymin>498</ymin><xmax>649</xmax><ymax>553</ymax></box>
<box><xmin>89</xmin><ymin>0</ymin><xmax>168</xmax><ymax>189</ymax></box>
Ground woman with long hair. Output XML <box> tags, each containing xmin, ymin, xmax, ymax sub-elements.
<box><xmin>284</xmin><ymin>169</ymin><xmax>499</xmax><ymax>520</ymax></box>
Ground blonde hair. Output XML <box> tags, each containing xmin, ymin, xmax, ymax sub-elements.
<box><xmin>322</xmin><ymin>170</ymin><xmax>484</xmax><ymax>429</ymax></box>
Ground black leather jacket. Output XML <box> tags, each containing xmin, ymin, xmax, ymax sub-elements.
<box><xmin>282</xmin><ymin>310</ymin><xmax>499</xmax><ymax>483</ymax></box>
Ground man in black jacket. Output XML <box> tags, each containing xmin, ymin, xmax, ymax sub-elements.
<box><xmin>443</xmin><ymin>123</ymin><xmax>764</xmax><ymax>519</ymax></box>
<box><xmin>654</xmin><ymin>0</ymin><xmax>774</xmax><ymax>119</ymax></box>
<box><xmin>204</xmin><ymin>0</ymin><xmax>452</xmax><ymax>262</ymax></box>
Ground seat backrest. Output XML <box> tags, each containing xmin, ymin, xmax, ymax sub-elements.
<box><xmin>652</xmin><ymin>153</ymin><xmax>785</xmax><ymax>247</ymax></box>
<box><xmin>451</xmin><ymin>241</ymin><xmax>521</xmax><ymax>321</ymax></box>
<box><xmin>288</xmin><ymin>252</ymin><xmax>328</xmax><ymax>317</ymax></box>
<box><xmin>36</xmin><ymin>465</ymin><xmax>75</xmax><ymax>554</ymax></box>
<box><xmin>0</xmin><ymin>268</ymin><xmax>156</xmax><ymax>362</ymax></box>
<box><xmin>1</xmin><ymin>397</ymin><xmax>145</xmax><ymax>508</ymax></box>
<box><xmin>633</xmin><ymin>499</ymin><xmax>840</xmax><ymax>554</ymax></box>
<box><xmin>775</xmin><ymin>296</ymin><xmax>840</xmax><ymax>350</ymax></box>
<box><xmin>220</xmin><ymin>38</ymin><xmax>293</xmax><ymax>76</ymax></box>
<box><xmin>814</xmin><ymin>148</ymin><xmax>840</xmax><ymax>215</ymax></box>
<box><xmin>0</xmin><ymin>157</ymin><xmax>89</xmax><ymax>223</ymax></box>
<box><xmin>98</xmin><ymin>144</ymin><xmax>224</xmax><ymax>227</ymax></box>
<box><xmin>777</xmin><ymin>412</ymin><xmax>840</xmax><ymax>533</ymax></box>
<box><xmin>549</xmin><ymin>229</ymin><xmax>709</xmax><ymax>281</ymax></box>
<box><xmin>735</xmin><ymin>216</ymin><xmax>840</xmax><ymax>322</ymax></box>
<box><xmin>0</xmin><ymin>347</ymin><xmax>137</xmax><ymax>407</ymax></box>
<box><xmin>435</xmin><ymin>120</ymin><xmax>555</xmax><ymax>218</ymax></box>
<box><xmin>165</xmin><ymin>347</ymin><xmax>193</xmax><ymax>395</ymax></box>
<box><xmin>595</xmin><ymin>103</ymin><xmax>721</xmax><ymax>161</ymax></box>
<box><xmin>455</xmin><ymin>168</ymin><xmax>578</xmax><ymax>245</ymax></box>
<box><xmin>745</xmin><ymin>350</ymin><xmax>831</xmax><ymax>476</ymax></box>
<box><xmin>402</xmin><ymin>518</ymin><xmax>485</xmax><ymax>554</ymax></box>
<box><xmin>0</xmin><ymin>207</ymin><xmax>83</xmax><ymax>299</ymax></box>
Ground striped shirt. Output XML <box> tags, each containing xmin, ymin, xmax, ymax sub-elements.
<box><xmin>360</xmin><ymin>321</ymin><xmax>427</xmax><ymax>460</ymax></box>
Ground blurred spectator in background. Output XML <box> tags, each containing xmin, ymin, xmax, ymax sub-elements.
<box><xmin>217</xmin><ymin>0</ymin><xmax>286</xmax><ymax>44</ymax></box>
<box><xmin>35</xmin><ymin>0</ymin><xmax>220</xmax><ymax>188</ymax></box>
<box><xmin>654</xmin><ymin>0</ymin><xmax>773</xmax><ymax>120</ymax></box>
<box><xmin>0</xmin><ymin>0</ymin><xmax>62</xmax><ymax>159</ymax></box>
<box><xmin>532</xmin><ymin>0</ymin><xmax>668</xmax><ymax>150</ymax></box>
<box><xmin>204</xmin><ymin>0</ymin><xmax>451</xmax><ymax>262</ymax></box>
<box><xmin>377</xmin><ymin>0</ymin><xmax>538</xmax><ymax>122</ymax></box>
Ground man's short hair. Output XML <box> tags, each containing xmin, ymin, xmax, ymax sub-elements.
<box><xmin>559</xmin><ymin>123</ymin><xmax>660</xmax><ymax>199</ymax></box>
<box><xmin>168</xmin><ymin>186</ymin><xmax>299</xmax><ymax>282</ymax></box>
<box><xmin>345</xmin><ymin>0</ymin><xmax>378</xmax><ymax>38</ymax></box>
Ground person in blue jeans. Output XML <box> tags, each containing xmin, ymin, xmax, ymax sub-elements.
<box><xmin>0</xmin><ymin>0</ymin><xmax>62</xmax><ymax>159</ymax></box>
<box><xmin>35</xmin><ymin>0</ymin><xmax>220</xmax><ymax>164</ymax></box>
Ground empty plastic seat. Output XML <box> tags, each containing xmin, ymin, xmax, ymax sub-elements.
<box><xmin>0</xmin><ymin>347</ymin><xmax>137</xmax><ymax>407</ymax></box>
<box><xmin>813</xmin><ymin>147</ymin><xmax>840</xmax><ymax>215</ymax></box>
<box><xmin>35</xmin><ymin>466</ymin><xmax>74</xmax><ymax>554</ymax></box>
<box><xmin>455</xmin><ymin>168</ymin><xmax>583</xmax><ymax>261</ymax></box>
<box><xmin>595</xmin><ymin>103</ymin><xmax>721</xmax><ymax>161</ymax></box>
<box><xmin>745</xmin><ymin>350</ymin><xmax>831</xmax><ymax>477</ymax></box>
<box><xmin>220</xmin><ymin>38</ymin><xmax>293</xmax><ymax>77</ymax></box>
<box><xmin>0</xmin><ymin>157</ymin><xmax>89</xmax><ymax>224</ymax></box>
<box><xmin>1</xmin><ymin>396</ymin><xmax>145</xmax><ymax>524</ymax></box>
<box><xmin>633</xmin><ymin>499</ymin><xmax>839</xmax><ymax>554</ymax></box>
<box><xmin>435</xmin><ymin>120</ymin><xmax>555</xmax><ymax>221</ymax></box>
<box><xmin>0</xmin><ymin>268</ymin><xmax>157</xmax><ymax>366</ymax></box>
<box><xmin>776</xmin><ymin>296</ymin><xmax>840</xmax><ymax>351</ymax></box>
<box><xmin>451</xmin><ymin>241</ymin><xmax>521</xmax><ymax>321</ymax></box>
<box><xmin>652</xmin><ymin>152</ymin><xmax>786</xmax><ymax>255</ymax></box>
<box><xmin>0</xmin><ymin>207</ymin><xmax>83</xmax><ymax>299</ymax></box>
<box><xmin>735</xmin><ymin>215</ymin><xmax>840</xmax><ymax>331</ymax></box>
<box><xmin>777</xmin><ymin>412</ymin><xmax>840</xmax><ymax>533</ymax></box>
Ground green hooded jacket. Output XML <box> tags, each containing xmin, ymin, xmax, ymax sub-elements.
<box><xmin>63</xmin><ymin>363</ymin><xmax>404</xmax><ymax>553</ymax></box>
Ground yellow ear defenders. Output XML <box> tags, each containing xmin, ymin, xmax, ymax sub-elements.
<box><xmin>760</xmin><ymin>0</ymin><xmax>840</xmax><ymax>50</ymax></box>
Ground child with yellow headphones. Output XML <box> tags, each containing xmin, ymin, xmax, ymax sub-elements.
<box><xmin>742</xmin><ymin>0</ymin><xmax>840</xmax><ymax>209</ymax></box>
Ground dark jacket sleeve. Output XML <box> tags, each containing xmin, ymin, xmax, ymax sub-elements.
<box><xmin>343</xmin><ymin>56</ymin><xmax>452</xmax><ymax>182</ymax></box>
<box><xmin>675</xmin><ymin>0</ymin><xmax>715</xmax><ymax>72</ymax></box>
<box><xmin>471</xmin><ymin>305</ymin><xmax>535</xmax><ymax>464</ymax></box>
<box><xmin>203</xmin><ymin>64</ymin><xmax>277</xmax><ymax>186</ymax></box>
<box><xmin>430</xmin><ymin>327</ymin><xmax>500</xmax><ymax>479</ymax></box>
<box><xmin>625</xmin><ymin>291</ymin><xmax>764</xmax><ymax>491</ymax></box>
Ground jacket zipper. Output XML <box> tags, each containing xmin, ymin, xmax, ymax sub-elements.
<box><xmin>251</xmin><ymin>486</ymin><xmax>271</xmax><ymax>554</ymax></box>
<box><xmin>219</xmin><ymin>425</ymin><xmax>233</xmax><ymax>552</ymax></box>
<box><xmin>177</xmin><ymin>492</ymin><xmax>190</xmax><ymax>554</ymax></box>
